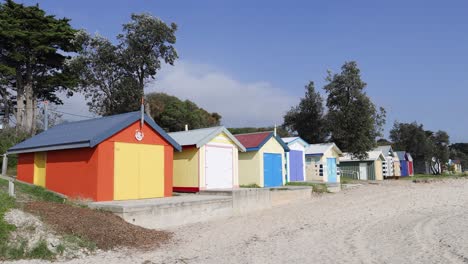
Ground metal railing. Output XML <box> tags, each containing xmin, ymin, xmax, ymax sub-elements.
<box><xmin>340</xmin><ymin>169</ymin><xmax>360</xmax><ymax>180</ymax></box>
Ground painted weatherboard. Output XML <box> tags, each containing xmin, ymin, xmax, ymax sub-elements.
<box><xmin>339</xmin><ymin>151</ymin><xmax>385</xmax><ymax>181</ymax></box>
<box><xmin>113</xmin><ymin>143</ymin><xmax>165</xmax><ymax>200</ymax></box>
<box><xmin>374</xmin><ymin>146</ymin><xmax>395</xmax><ymax>177</ymax></box>
<box><xmin>305</xmin><ymin>143</ymin><xmax>342</xmax><ymax>183</ymax></box>
<box><xmin>393</xmin><ymin>154</ymin><xmax>402</xmax><ymax>177</ymax></box>
<box><xmin>288</xmin><ymin>150</ymin><xmax>304</xmax><ymax>181</ymax></box>
<box><xmin>170</xmin><ymin>128</ymin><xmax>243</xmax><ymax>192</ymax></box>
<box><xmin>205</xmin><ymin>145</ymin><xmax>234</xmax><ymax>189</ymax></box>
<box><xmin>282</xmin><ymin>137</ymin><xmax>307</xmax><ymax>182</ymax></box>
<box><xmin>237</xmin><ymin>135</ymin><xmax>287</xmax><ymax>187</ymax></box>
<box><xmin>11</xmin><ymin>111</ymin><xmax>179</xmax><ymax>201</ymax></box>
<box><xmin>339</xmin><ymin>161</ymin><xmax>379</xmax><ymax>180</ymax></box>
<box><xmin>400</xmin><ymin>160</ymin><xmax>409</xmax><ymax>176</ymax></box>
<box><xmin>327</xmin><ymin>158</ymin><xmax>338</xmax><ymax>183</ymax></box>
<box><xmin>263</xmin><ymin>153</ymin><xmax>283</xmax><ymax>187</ymax></box>
<box><xmin>396</xmin><ymin>152</ymin><xmax>409</xmax><ymax>177</ymax></box>
<box><xmin>33</xmin><ymin>152</ymin><xmax>47</xmax><ymax>187</ymax></box>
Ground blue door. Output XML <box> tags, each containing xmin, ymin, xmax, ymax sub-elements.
<box><xmin>263</xmin><ymin>153</ymin><xmax>283</xmax><ymax>187</ymax></box>
<box><xmin>327</xmin><ymin>158</ymin><xmax>337</xmax><ymax>183</ymax></box>
<box><xmin>400</xmin><ymin>161</ymin><xmax>409</xmax><ymax>176</ymax></box>
<box><xmin>289</xmin><ymin>150</ymin><xmax>304</xmax><ymax>181</ymax></box>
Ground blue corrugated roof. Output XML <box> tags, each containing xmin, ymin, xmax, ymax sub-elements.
<box><xmin>8</xmin><ymin>111</ymin><xmax>181</xmax><ymax>154</ymax></box>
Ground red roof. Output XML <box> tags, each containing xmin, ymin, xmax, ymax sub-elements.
<box><xmin>234</xmin><ymin>132</ymin><xmax>272</xmax><ymax>149</ymax></box>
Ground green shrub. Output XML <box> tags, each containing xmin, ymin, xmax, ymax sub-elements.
<box><xmin>0</xmin><ymin>128</ymin><xmax>29</xmax><ymax>170</ymax></box>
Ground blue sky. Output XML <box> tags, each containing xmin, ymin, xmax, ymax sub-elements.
<box><xmin>20</xmin><ymin>0</ymin><xmax>468</xmax><ymax>142</ymax></box>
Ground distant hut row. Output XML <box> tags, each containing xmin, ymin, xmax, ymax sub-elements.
<box><xmin>7</xmin><ymin>111</ymin><xmax>413</xmax><ymax>202</ymax></box>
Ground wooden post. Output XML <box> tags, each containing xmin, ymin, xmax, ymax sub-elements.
<box><xmin>1</xmin><ymin>154</ymin><xmax>14</xmax><ymax>197</ymax></box>
<box><xmin>9</xmin><ymin>178</ymin><xmax>14</xmax><ymax>197</ymax></box>
<box><xmin>1</xmin><ymin>154</ymin><xmax>7</xmax><ymax>176</ymax></box>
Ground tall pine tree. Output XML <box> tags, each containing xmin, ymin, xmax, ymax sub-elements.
<box><xmin>324</xmin><ymin>61</ymin><xmax>385</xmax><ymax>159</ymax></box>
<box><xmin>283</xmin><ymin>81</ymin><xmax>328</xmax><ymax>143</ymax></box>
<box><xmin>0</xmin><ymin>0</ymin><xmax>79</xmax><ymax>134</ymax></box>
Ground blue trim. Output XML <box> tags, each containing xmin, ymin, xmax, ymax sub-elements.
<box><xmin>246</xmin><ymin>147</ymin><xmax>260</xmax><ymax>152</ymax></box>
<box><xmin>305</xmin><ymin>153</ymin><xmax>324</xmax><ymax>156</ymax></box>
<box><xmin>244</xmin><ymin>133</ymin><xmax>290</xmax><ymax>152</ymax></box>
<box><xmin>275</xmin><ymin>135</ymin><xmax>290</xmax><ymax>152</ymax></box>
<box><xmin>285</xmin><ymin>137</ymin><xmax>309</xmax><ymax>147</ymax></box>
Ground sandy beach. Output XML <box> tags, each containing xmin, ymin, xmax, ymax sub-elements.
<box><xmin>11</xmin><ymin>179</ymin><xmax>468</xmax><ymax>264</ymax></box>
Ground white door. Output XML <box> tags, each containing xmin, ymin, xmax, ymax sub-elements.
<box><xmin>205</xmin><ymin>146</ymin><xmax>233</xmax><ymax>189</ymax></box>
<box><xmin>359</xmin><ymin>163</ymin><xmax>368</xmax><ymax>180</ymax></box>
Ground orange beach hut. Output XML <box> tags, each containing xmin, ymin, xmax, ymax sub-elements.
<box><xmin>7</xmin><ymin>111</ymin><xmax>181</xmax><ymax>201</ymax></box>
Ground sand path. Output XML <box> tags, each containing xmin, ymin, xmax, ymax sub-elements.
<box><xmin>13</xmin><ymin>179</ymin><xmax>468</xmax><ymax>264</ymax></box>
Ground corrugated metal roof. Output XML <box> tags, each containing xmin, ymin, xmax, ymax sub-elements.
<box><xmin>234</xmin><ymin>132</ymin><xmax>271</xmax><ymax>149</ymax></box>
<box><xmin>234</xmin><ymin>132</ymin><xmax>289</xmax><ymax>152</ymax></box>
<box><xmin>168</xmin><ymin>126</ymin><xmax>246</xmax><ymax>151</ymax></box>
<box><xmin>281</xmin><ymin>137</ymin><xmax>309</xmax><ymax>147</ymax></box>
<box><xmin>374</xmin><ymin>145</ymin><xmax>393</xmax><ymax>156</ymax></box>
<box><xmin>8</xmin><ymin>111</ymin><xmax>181</xmax><ymax>154</ymax></box>
<box><xmin>305</xmin><ymin>143</ymin><xmax>342</xmax><ymax>156</ymax></box>
<box><xmin>340</xmin><ymin>151</ymin><xmax>385</xmax><ymax>162</ymax></box>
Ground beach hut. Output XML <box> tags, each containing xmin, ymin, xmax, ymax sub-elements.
<box><xmin>396</xmin><ymin>151</ymin><xmax>409</xmax><ymax>176</ymax></box>
<box><xmin>235</xmin><ymin>132</ymin><xmax>289</xmax><ymax>187</ymax></box>
<box><xmin>282</xmin><ymin>137</ymin><xmax>308</xmax><ymax>182</ymax></box>
<box><xmin>304</xmin><ymin>143</ymin><xmax>342</xmax><ymax>183</ymax></box>
<box><xmin>406</xmin><ymin>152</ymin><xmax>414</xmax><ymax>176</ymax></box>
<box><xmin>339</xmin><ymin>151</ymin><xmax>386</xmax><ymax>181</ymax></box>
<box><xmin>8</xmin><ymin>111</ymin><xmax>181</xmax><ymax>201</ymax></box>
<box><xmin>168</xmin><ymin>127</ymin><xmax>246</xmax><ymax>192</ymax></box>
<box><xmin>374</xmin><ymin>145</ymin><xmax>395</xmax><ymax>178</ymax></box>
<box><xmin>393</xmin><ymin>152</ymin><xmax>402</xmax><ymax>177</ymax></box>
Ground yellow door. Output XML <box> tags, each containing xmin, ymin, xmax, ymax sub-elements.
<box><xmin>114</xmin><ymin>143</ymin><xmax>165</xmax><ymax>200</ymax></box>
<box><xmin>34</xmin><ymin>152</ymin><xmax>47</xmax><ymax>187</ymax></box>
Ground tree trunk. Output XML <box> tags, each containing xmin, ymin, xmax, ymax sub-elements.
<box><xmin>15</xmin><ymin>68</ymin><xmax>26</xmax><ymax>133</ymax></box>
<box><xmin>23</xmin><ymin>69</ymin><xmax>35</xmax><ymax>135</ymax></box>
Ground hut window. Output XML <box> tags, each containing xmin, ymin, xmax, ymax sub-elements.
<box><xmin>319</xmin><ymin>164</ymin><xmax>323</xmax><ymax>176</ymax></box>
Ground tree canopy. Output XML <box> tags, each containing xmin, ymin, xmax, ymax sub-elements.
<box><xmin>324</xmin><ymin>61</ymin><xmax>386</xmax><ymax>159</ymax></box>
<box><xmin>390</xmin><ymin>121</ymin><xmax>451</xmax><ymax>174</ymax></box>
<box><xmin>72</xmin><ymin>13</ymin><xmax>178</xmax><ymax>116</ymax></box>
<box><xmin>283</xmin><ymin>81</ymin><xmax>328</xmax><ymax>143</ymax></box>
<box><xmin>146</xmin><ymin>92</ymin><xmax>221</xmax><ymax>132</ymax></box>
<box><xmin>0</xmin><ymin>0</ymin><xmax>79</xmax><ymax>134</ymax></box>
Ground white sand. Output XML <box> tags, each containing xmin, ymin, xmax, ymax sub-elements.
<box><xmin>12</xmin><ymin>179</ymin><xmax>468</xmax><ymax>264</ymax></box>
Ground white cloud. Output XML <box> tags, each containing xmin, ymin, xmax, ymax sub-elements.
<box><xmin>149</xmin><ymin>61</ymin><xmax>298</xmax><ymax>127</ymax></box>
<box><xmin>57</xmin><ymin>61</ymin><xmax>298</xmax><ymax>127</ymax></box>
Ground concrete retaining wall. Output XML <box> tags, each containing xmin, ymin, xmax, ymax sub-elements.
<box><xmin>232</xmin><ymin>188</ymin><xmax>272</xmax><ymax>215</ymax></box>
<box><xmin>90</xmin><ymin>195</ymin><xmax>233</xmax><ymax>229</ymax></box>
<box><xmin>92</xmin><ymin>186</ymin><xmax>314</xmax><ymax>229</ymax></box>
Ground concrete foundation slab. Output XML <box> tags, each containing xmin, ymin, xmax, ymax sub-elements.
<box><xmin>91</xmin><ymin>186</ymin><xmax>316</xmax><ymax>229</ymax></box>
<box><xmin>90</xmin><ymin>195</ymin><xmax>233</xmax><ymax>229</ymax></box>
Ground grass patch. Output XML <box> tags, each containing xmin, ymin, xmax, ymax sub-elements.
<box><xmin>285</xmin><ymin>182</ymin><xmax>329</xmax><ymax>193</ymax></box>
<box><xmin>0</xmin><ymin>178</ymin><xmax>65</xmax><ymax>203</ymax></box>
<box><xmin>0</xmin><ymin>191</ymin><xmax>17</xmax><ymax>259</ymax></box>
<box><xmin>340</xmin><ymin>177</ymin><xmax>358</xmax><ymax>184</ymax></box>
<box><xmin>62</xmin><ymin>235</ymin><xmax>97</xmax><ymax>252</ymax></box>
<box><xmin>240</xmin><ymin>184</ymin><xmax>261</xmax><ymax>188</ymax></box>
<box><xmin>27</xmin><ymin>240</ymin><xmax>54</xmax><ymax>260</ymax></box>
<box><xmin>400</xmin><ymin>174</ymin><xmax>468</xmax><ymax>180</ymax></box>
